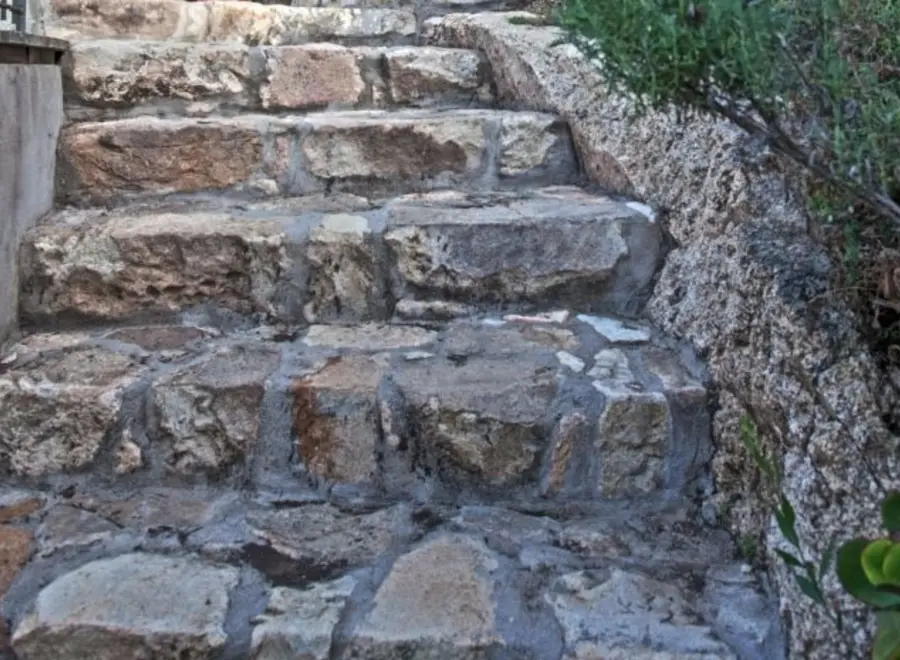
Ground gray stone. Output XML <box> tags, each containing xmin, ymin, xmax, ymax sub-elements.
<box><xmin>303</xmin><ymin>324</ymin><xmax>437</xmax><ymax>351</ymax></box>
<box><xmin>347</xmin><ymin>535</ymin><xmax>502</xmax><ymax>658</ymax></box>
<box><xmin>577</xmin><ymin>314</ymin><xmax>651</xmax><ymax>343</ymax></box>
<box><xmin>12</xmin><ymin>553</ymin><xmax>239</xmax><ymax>660</ymax></box>
<box><xmin>385</xmin><ymin>192</ymin><xmax>659</xmax><ymax>313</ymax></box>
<box><xmin>245</xmin><ymin>504</ymin><xmax>407</xmax><ymax>583</ymax></box>
<box><xmin>546</xmin><ymin>568</ymin><xmax>735</xmax><ymax>659</ymax></box>
<box><xmin>390</xmin><ymin>354</ymin><xmax>558</xmax><ymax>488</ymax></box>
<box><xmin>250</xmin><ymin>575</ymin><xmax>357</xmax><ymax>660</ymax></box>
<box><xmin>151</xmin><ymin>344</ymin><xmax>280</xmax><ymax>476</ymax></box>
<box><xmin>36</xmin><ymin>505</ymin><xmax>120</xmax><ymax>556</ymax></box>
<box><xmin>592</xmin><ymin>349</ymin><xmax>671</xmax><ymax>497</ymax></box>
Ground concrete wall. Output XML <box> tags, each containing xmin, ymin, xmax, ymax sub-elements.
<box><xmin>0</xmin><ymin>57</ymin><xmax>63</xmax><ymax>345</ymax></box>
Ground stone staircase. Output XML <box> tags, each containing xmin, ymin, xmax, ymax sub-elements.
<box><xmin>0</xmin><ymin>0</ymin><xmax>785</xmax><ymax>658</ymax></box>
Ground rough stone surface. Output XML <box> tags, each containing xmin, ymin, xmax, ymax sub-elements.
<box><xmin>48</xmin><ymin>0</ymin><xmax>417</xmax><ymax>45</ymax></box>
<box><xmin>0</xmin><ymin>346</ymin><xmax>144</xmax><ymax>477</ymax></box>
<box><xmin>384</xmin><ymin>46</ymin><xmax>493</xmax><ymax>106</ymax></box>
<box><xmin>262</xmin><ymin>44</ymin><xmax>366</xmax><ymax>110</ymax></box>
<box><xmin>11</xmin><ymin>553</ymin><xmax>239</xmax><ymax>659</ymax></box>
<box><xmin>426</xmin><ymin>11</ymin><xmax>893</xmax><ymax>657</ymax></box>
<box><xmin>0</xmin><ymin>527</ymin><xmax>34</xmax><ymax>653</ymax></box>
<box><xmin>19</xmin><ymin>208</ymin><xmax>288</xmax><ymax>322</ymax></box>
<box><xmin>547</xmin><ymin>569</ymin><xmax>736</xmax><ymax>659</ymax></box>
<box><xmin>151</xmin><ymin>344</ymin><xmax>280</xmax><ymax>476</ymax></box>
<box><xmin>384</xmin><ymin>190</ymin><xmax>660</xmax><ymax>314</ymax></box>
<box><xmin>55</xmin><ymin>110</ymin><xmax>576</xmax><ymax>203</ymax></box>
<box><xmin>291</xmin><ymin>354</ymin><xmax>388</xmax><ymax>485</ymax></box>
<box><xmin>245</xmin><ymin>504</ymin><xmax>407</xmax><ymax>583</ymax></box>
<box><xmin>348</xmin><ymin>535</ymin><xmax>502</xmax><ymax>658</ymax></box>
<box><xmin>250</xmin><ymin>575</ymin><xmax>357</xmax><ymax>660</ymax></box>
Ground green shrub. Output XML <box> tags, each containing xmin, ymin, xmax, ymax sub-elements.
<box><xmin>557</xmin><ymin>0</ymin><xmax>900</xmax><ymax>228</ymax></box>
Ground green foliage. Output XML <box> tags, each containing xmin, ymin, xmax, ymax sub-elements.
<box><xmin>558</xmin><ymin>0</ymin><xmax>900</xmax><ymax>227</ymax></box>
<box><xmin>835</xmin><ymin>495</ymin><xmax>900</xmax><ymax>660</ymax></box>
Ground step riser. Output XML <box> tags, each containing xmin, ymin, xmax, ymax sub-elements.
<box><xmin>256</xmin><ymin>0</ymin><xmax>534</xmax><ymax>19</ymax></box>
<box><xmin>0</xmin><ymin>320</ymin><xmax>711</xmax><ymax>502</ymax></box>
<box><xmin>55</xmin><ymin>112</ymin><xmax>580</xmax><ymax>205</ymax></box>
<box><xmin>64</xmin><ymin>43</ymin><xmax>495</xmax><ymax>122</ymax></box>
<box><xmin>47</xmin><ymin>0</ymin><xmax>417</xmax><ymax>46</ymax></box>
<box><xmin>19</xmin><ymin>191</ymin><xmax>658</xmax><ymax>326</ymax></box>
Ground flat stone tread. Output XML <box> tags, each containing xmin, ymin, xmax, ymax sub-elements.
<box><xmin>64</xmin><ymin>40</ymin><xmax>495</xmax><ymax>119</ymax></box>
<box><xmin>0</xmin><ymin>490</ymin><xmax>780</xmax><ymax>660</ymax></box>
<box><xmin>48</xmin><ymin>0</ymin><xmax>418</xmax><ymax>45</ymax></box>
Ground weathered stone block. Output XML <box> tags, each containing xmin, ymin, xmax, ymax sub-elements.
<box><xmin>66</xmin><ymin>40</ymin><xmax>254</xmax><ymax>111</ymax></box>
<box><xmin>250</xmin><ymin>575</ymin><xmax>356</xmax><ymax>660</ymax></box>
<box><xmin>245</xmin><ymin>504</ymin><xmax>407</xmax><ymax>583</ymax></box>
<box><xmin>498</xmin><ymin>112</ymin><xmax>573</xmax><ymax>177</ymax></box>
<box><xmin>261</xmin><ymin>44</ymin><xmax>365</xmax><ymax>109</ymax></box>
<box><xmin>390</xmin><ymin>354</ymin><xmax>557</xmax><ymax>488</ymax></box>
<box><xmin>151</xmin><ymin>345</ymin><xmax>280</xmax><ymax>476</ymax></box>
<box><xmin>301</xmin><ymin>111</ymin><xmax>487</xmax><ymax>182</ymax></box>
<box><xmin>57</xmin><ymin>117</ymin><xmax>265</xmax><ymax>202</ymax></box>
<box><xmin>385</xmin><ymin>192</ymin><xmax>659</xmax><ymax>311</ymax></box>
<box><xmin>19</xmin><ymin>211</ymin><xmax>287</xmax><ymax>322</ymax></box>
<box><xmin>0</xmin><ymin>347</ymin><xmax>143</xmax><ymax>477</ymax></box>
<box><xmin>303</xmin><ymin>323</ymin><xmax>437</xmax><ymax>352</ymax></box>
<box><xmin>348</xmin><ymin>535</ymin><xmax>502</xmax><ymax>659</ymax></box>
<box><xmin>12</xmin><ymin>553</ymin><xmax>239</xmax><ymax>660</ymax></box>
<box><xmin>384</xmin><ymin>46</ymin><xmax>492</xmax><ymax>106</ymax></box>
<box><xmin>303</xmin><ymin>214</ymin><xmax>382</xmax><ymax>323</ymax></box>
<box><xmin>291</xmin><ymin>354</ymin><xmax>388</xmax><ymax>484</ymax></box>
<box><xmin>546</xmin><ymin>569</ymin><xmax>735</xmax><ymax>659</ymax></box>
<box><xmin>49</xmin><ymin>0</ymin><xmax>182</xmax><ymax>40</ymax></box>
<box><xmin>592</xmin><ymin>349</ymin><xmax>671</xmax><ymax>497</ymax></box>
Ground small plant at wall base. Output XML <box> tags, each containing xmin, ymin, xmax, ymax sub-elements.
<box><xmin>739</xmin><ymin>413</ymin><xmax>900</xmax><ymax>658</ymax></box>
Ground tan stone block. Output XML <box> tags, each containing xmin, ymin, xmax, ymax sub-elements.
<box><xmin>58</xmin><ymin>117</ymin><xmax>264</xmax><ymax>202</ymax></box>
<box><xmin>50</xmin><ymin>0</ymin><xmax>181</xmax><ymax>40</ymax></box>
<box><xmin>302</xmin><ymin>112</ymin><xmax>486</xmax><ymax>180</ymax></box>
<box><xmin>0</xmin><ymin>347</ymin><xmax>144</xmax><ymax>477</ymax></box>
<box><xmin>20</xmin><ymin>212</ymin><xmax>286</xmax><ymax>321</ymax></box>
<box><xmin>261</xmin><ymin>44</ymin><xmax>365</xmax><ymax>110</ymax></box>
<box><xmin>66</xmin><ymin>41</ymin><xmax>254</xmax><ymax>110</ymax></box>
<box><xmin>385</xmin><ymin>47</ymin><xmax>492</xmax><ymax>105</ymax></box>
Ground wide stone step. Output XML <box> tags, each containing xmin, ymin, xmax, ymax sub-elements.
<box><xmin>283</xmin><ymin>0</ymin><xmax>535</xmax><ymax>18</ymax></box>
<box><xmin>20</xmin><ymin>188</ymin><xmax>656</xmax><ymax>326</ymax></box>
<box><xmin>1</xmin><ymin>313</ymin><xmax>704</xmax><ymax>500</ymax></box>
<box><xmin>56</xmin><ymin>109</ymin><xmax>579</xmax><ymax>204</ymax></box>
<box><xmin>0</xmin><ymin>492</ymin><xmax>783</xmax><ymax>659</ymax></box>
<box><xmin>47</xmin><ymin>0</ymin><xmax>416</xmax><ymax>45</ymax></box>
<box><xmin>64</xmin><ymin>41</ymin><xmax>495</xmax><ymax>122</ymax></box>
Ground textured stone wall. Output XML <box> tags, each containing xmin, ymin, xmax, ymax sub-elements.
<box><xmin>0</xmin><ymin>57</ymin><xmax>63</xmax><ymax>346</ymax></box>
<box><xmin>426</xmin><ymin>11</ymin><xmax>900</xmax><ymax>659</ymax></box>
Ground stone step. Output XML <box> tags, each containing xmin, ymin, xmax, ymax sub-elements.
<box><xmin>1</xmin><ymin>313</ymin><xmax>705</xmax><ymax>501</ymax></box>
<box><xmin>282</xmin><ymin>0</ymin><xmax>535</xmax><ymax>17</ymax></box>
<box><xmin>46</xmin><ymin>0</ymin><xmax>416</xmax><ymax>46</ymax></box>
<box><xmin>64</xmin><ymin>40</ymin><xmax>495</xmax><ymax>122</ymax></box>
<box><xmin>56</xmin><ymin>109</ymin><xmax>579</xmax><ymax>205</ymax></box>
<box><xmin>0</xmin><ymin>492</ymin><xmax>782</xmax><ymax>659</ymax></box>
<box><xmin>20</xmin><ymin>188</ymin><xmax>657</xmax><ymax>327</ymax></box>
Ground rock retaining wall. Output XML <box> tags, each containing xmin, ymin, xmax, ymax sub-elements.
<box><xmin>425</xmin><ymin>11</ymin><xmax>900</xmax><ymax>658</ymax></box>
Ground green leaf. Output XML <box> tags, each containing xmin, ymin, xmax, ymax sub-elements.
<box><xmin>775</xmin><ymin>497</ymin><xmax>800</xmax><ymax>549</ymax></box>
<box><xmin>795</xmin><ymin>574</ymin><xmax>826</xmax><ymax>606</ymax></box>
<box><xmin>874</xmin><ymin>611</ymin><xmax>900</xmax><ymax>660</ymax></box>
<box><xmin>838</xmin><ymin>539</ymin><xmax>900</xmax><ymax>608</ymax></box>
<box><xmin>883</xmin><ymin>544</ymin><xmax>900</xmax><ymax>586</ymax></box>
<box><xmin>883</xmin><ymin>492</ymin><xmax>900</xmax><ymax>534</ymax></box>
<box><xmin>775</xmin><ymin>549</ymin><xmax>803</xmax><ymax>567</ymax></box>
<box><xmin>863</xmin><ymin>539</ymin><xmax>895</xmax><ymax>586</ymax></box>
